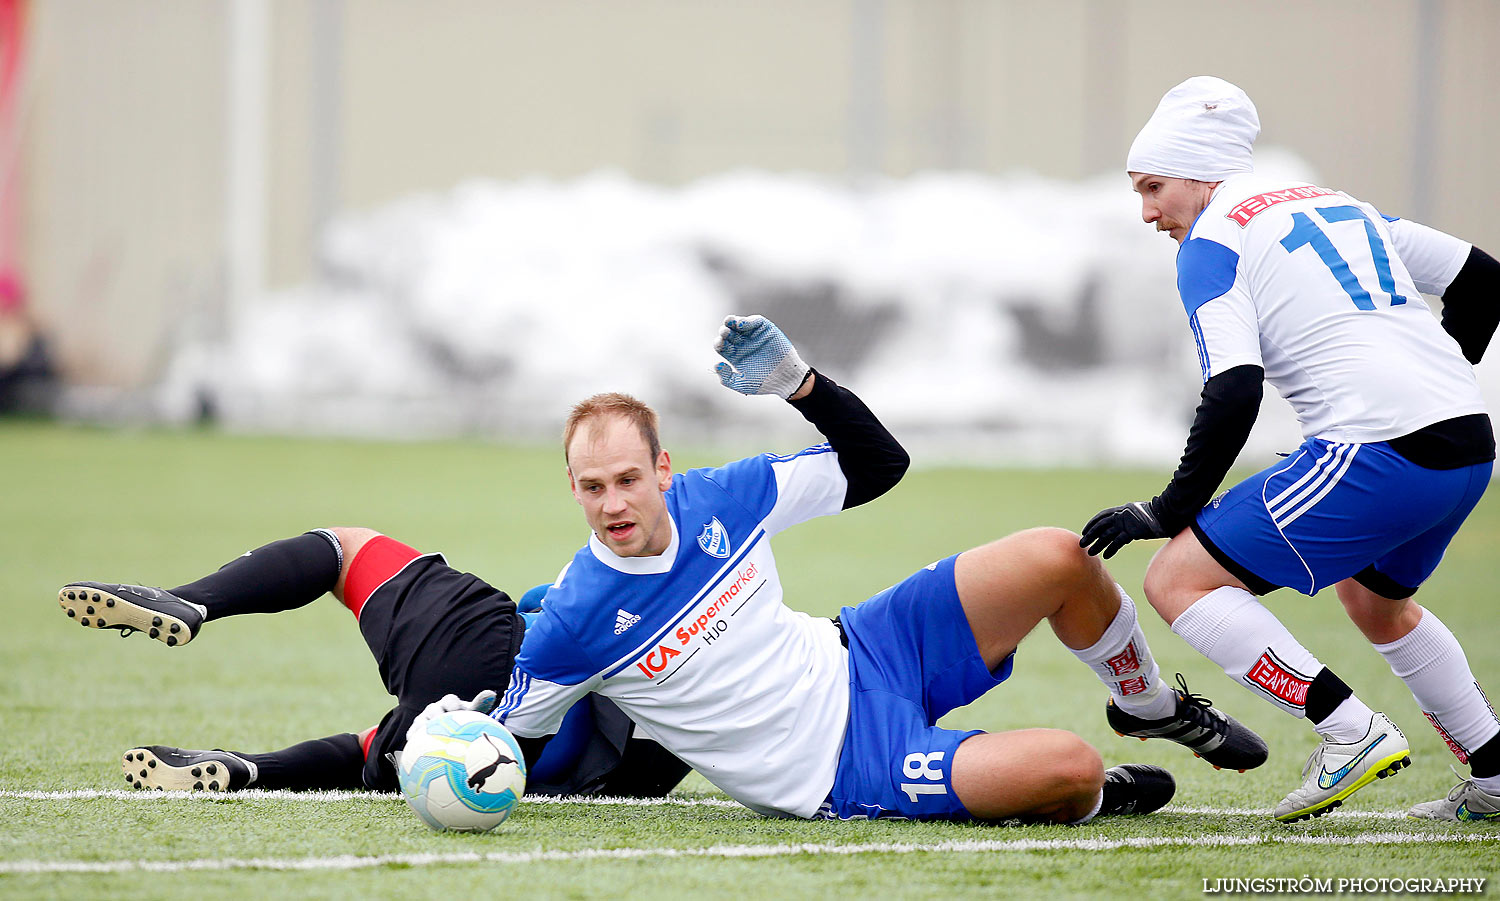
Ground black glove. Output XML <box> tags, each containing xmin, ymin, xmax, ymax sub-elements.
<box><xmin>1080</xmin><ymin>501</ymin><xmax>1168</xmax><ymax>558</ymax></box>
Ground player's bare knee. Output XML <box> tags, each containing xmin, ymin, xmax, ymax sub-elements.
<box><xmin>1038</xmin><ymin>729</ymin><xmax>1104</xmax><ymax>794</ymax></box>
<box><xmin>1142</xmin><ymin>553</ymin><xmax>1170</xmax><ymax>607</ymax></box>
<box><xmin>323</xmin><ymin>527</ymin><xmax>382</xmax><ymax>596</ymax></box>
<box><xmin>328</xmin><ymin>527</ymin><xmax>381</xmax><ymax>562</ymax></box>
<box><xmin>1063</xmin><ymin>735</ymin><xmax>1105</xmax><ymax>793</ymax></box>
<box><xmin>1013</xmin><ymin>527</ymin><xmax>1097</xmax><ymax>589</ymax></box>
<box><xmin>1142</xmin><ymin>547</ymin><xmax>1187</xmax><ymax>623</ymax></box>
<box><xmin>1040</xmin><ymin>740</ymin><xmax>1104</xmax><ymax>823</ymax></box>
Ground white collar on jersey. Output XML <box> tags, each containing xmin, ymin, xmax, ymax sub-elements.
<box><xmin>587</xmin><ymin>511</ymin><xmax>680</xmax><ymax>574</ymax></box>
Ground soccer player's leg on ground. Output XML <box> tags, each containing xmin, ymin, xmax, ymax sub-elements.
<box><xmin>944</xmin><ymin>528</ymin><xmax>1261</xmax><ymax>821</ymax></box>
<box><xmin>71</xmin><ymin>528</ymin><xmax>690</xmax><ymax>797</ymax></box>
<box><xmin>93</xmin><ymin>527</ymin><xmax>377</xmax><ymax>791</ymax></box>
<box><xmin>99</xmin><ymin>527</ymin><xmax>401</xmax><ymax>791</ymax></box>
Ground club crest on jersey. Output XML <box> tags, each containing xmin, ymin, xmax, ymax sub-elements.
<box><xmin>697</xmin><ymin>517</ymin><xmax>731</xmax><ymax>559</ymax></box>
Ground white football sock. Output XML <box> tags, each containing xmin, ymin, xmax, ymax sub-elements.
<box><xmin>1071</xmin><ymin>588</ymin><xmax>1174</xmax><ymax>720</ymax></box>
<box><xmin>1171</xmin><ymin>586</ymin><xmax>1379</xmax><ymax>741</ymax></box>
<box><xmin>1473</xmin><ymin>774</ymin><xmax>1500</xmax><ymax>795</ymax></box>
<box><xmin>1171</xmin><ymin>586</ymin><xmax>1324</xmax><ymax>719</ymax></box>
<box><xmin>1373</xmin><ymin>608</ymin><xmax>1500</xmax><ymax>765</ymax></box>
<box><xmin>1311</xmin><ymin>696</ymin><xmax>1378</xmax><ymax>744</ymax></box>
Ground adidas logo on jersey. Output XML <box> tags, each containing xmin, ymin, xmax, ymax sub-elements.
<box><xmin>614</xmin><ymin>608</ymin><xmax>641</xmax><ymax>635</ymax></box>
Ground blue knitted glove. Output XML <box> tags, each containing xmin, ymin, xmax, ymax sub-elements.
<box><xmin>713</xmin><ymin>315</ymin><xmax>810</xmax><ymax>399</ymax></box>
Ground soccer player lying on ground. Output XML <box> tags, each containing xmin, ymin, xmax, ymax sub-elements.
<box><xmin>419</xmin><ymin>313</ymin><xmax>1269</xmax><ymax>824</ymax></box>
<box><xmin>1081</xmin><ymin>76</ymin><xmax>1500</xmax><ymax>824</ymax></box>
<box><xmin>58</xmin><ymin>541</ymin><xmax>691</xmax><ymax>798</ymax></box>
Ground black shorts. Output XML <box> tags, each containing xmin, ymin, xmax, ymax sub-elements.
<box><xmin>346</xmin><ymin>536</ymin><xmax>689</xmax><ymax>797</ymax></box>
<box><xmin>347</xmin><ymin>537</ymin><xmax>525</xmax><ymax>789</ymax></box>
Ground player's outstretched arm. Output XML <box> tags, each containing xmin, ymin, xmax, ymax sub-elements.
<box><xmin>1081</xmin><ymin>364</ymin><xmax>1263</xmax><ymax>557</ymax></box>
<box><xmin>713</xmin><ymin>314</ymin><xmax>909</xmax><ymax>508</ymax></box>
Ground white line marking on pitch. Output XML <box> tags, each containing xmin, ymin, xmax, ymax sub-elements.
<box><xmin>0</xmin><ymin>789</ymin><xmax>742</xmax><ymax>809</ymax></box>
<box><xmin>0</xmin><ymin>791</ymin><xmax>1415</xmax><ymax>819</ymax></box>
<box><xmin>2</xmin><ymin>832</ymin><xmax>1495</xmax><ymax>875</ymax></box>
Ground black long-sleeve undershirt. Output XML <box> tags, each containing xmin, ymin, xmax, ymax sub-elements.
<box><xmin>1439</xmin><ymin>245</ymin><xmax>1500</xmax><ymax>364</ymax></box>
<box><xmin>788</xmin><ymin>368</ymin><xmax>910</xmax><ymax>509</ymax></box>
<box><xmin>1148</xmin><ymin>364</ymin><xmax>1264</xmax><ymax>536</ymax></box>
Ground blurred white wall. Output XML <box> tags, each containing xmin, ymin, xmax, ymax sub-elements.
<box><xmin>15</xmin><ymin>0</ymin><xmax>1500</xmax><ymax>388</ymax></box>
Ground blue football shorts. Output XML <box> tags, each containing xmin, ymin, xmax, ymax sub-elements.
<box><xmin>1194</xmin><ymin>436</ymin><xmax>1491</xmax><ymax>597</ymax></box>
<box><xmin>818</xmin><ymin>554</ymin><xmax>1014</xmax><ymax>821</ymax></box>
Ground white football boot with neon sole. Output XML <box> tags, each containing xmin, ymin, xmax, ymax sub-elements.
<box><xmin>1274</xmin><ymin>712</ymin><xmax>1410</xmax><ymax>823</ymax></box>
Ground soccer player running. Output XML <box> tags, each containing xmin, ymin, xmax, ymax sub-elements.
<box><xmin>58</xmin><ymin>539</ymin><xmax>690</xmax><ymax>799</ymax></box>
<box><xmin>1081</xmin><ymin>76</ymin><xmax>1500</xmax><ymax>823</ymax></box>
<box><xmin>421</xmin><ymin>313</ymin><xmax>1268</xmax><ymax>825</ymax></box>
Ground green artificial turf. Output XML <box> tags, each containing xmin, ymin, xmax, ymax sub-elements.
<box><xmin>1</xmin><ymin>421</ymin><xmax>1495</xmax><ymax>899</ymax></box>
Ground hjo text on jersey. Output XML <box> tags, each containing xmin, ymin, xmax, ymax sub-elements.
<box><xmin>634</xmin><ymin>562</ymin><xmax>761</xmax><ymax>679</ymax></box>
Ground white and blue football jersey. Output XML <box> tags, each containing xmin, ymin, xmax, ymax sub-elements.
<box><xmin>495</xmin><ymin>445</ymin><xmax>851</xmax><ymax>818</ymax></box>
<box><xmin>1178</xmin><ymin>174</ymin><xmax>1484</xmax><ymax>443</ymax></box>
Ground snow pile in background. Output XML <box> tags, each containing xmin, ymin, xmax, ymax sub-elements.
<box><xmin>158</xmin><ymin>152</ymin><xmax>1356</xmax><ymax>465</ymax></box>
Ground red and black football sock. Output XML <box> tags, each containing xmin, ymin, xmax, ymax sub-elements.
<box><xmin>171</xmin><ymin>531</ymin><xmax>341</xmax><ymax>622</ymax></box>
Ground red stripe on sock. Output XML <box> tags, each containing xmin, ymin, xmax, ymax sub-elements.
<box><xmin>341</xmin><ymin>535</ymin><xmax>422</xmax><ymax>619</ymax></box>
<box><xmin>358</xmin><ymin>726</ymin><xmax>378</xmax><ymax>760</ymax></box>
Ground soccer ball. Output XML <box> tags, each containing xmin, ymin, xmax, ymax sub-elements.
<box><xmin>397</xmin><ymin>710</ymin><xmax>528</xmax><ymax>832</ymax></box>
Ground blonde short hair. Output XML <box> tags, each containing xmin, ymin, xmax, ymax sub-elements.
<box><xmin>563</xmin><ymin>393</ymin><xmax>662</xmax><ymax>466</ymax></box>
